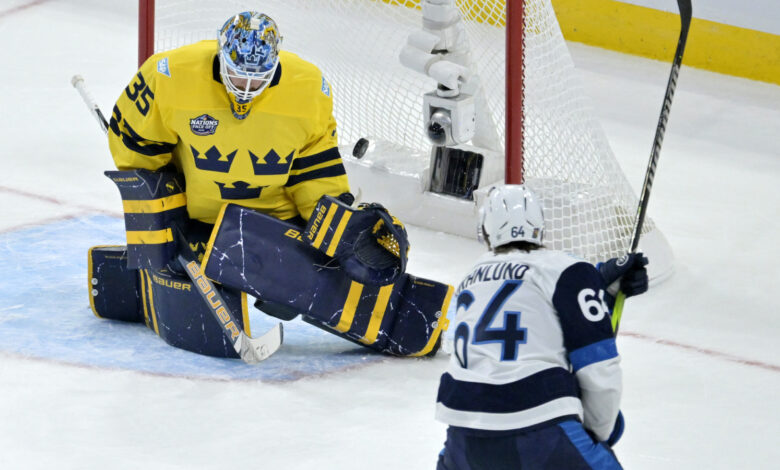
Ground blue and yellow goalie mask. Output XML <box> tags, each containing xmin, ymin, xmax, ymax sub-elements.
<box><xmin>217</xmin><ymin>11</ymin><xmax>281</xmax><ymax>115</ymax></box>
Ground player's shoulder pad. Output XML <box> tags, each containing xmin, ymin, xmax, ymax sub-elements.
<box><xmin>554</xmin><ymin>260</ymin><xmax>605</xmax><ymax>295</ymax></box>
<box><xmin>521</xmin><ymin>250</ymin><xmax>581</xmax><ymax>290</ymax></box>
<box><xmin>141</xmin><ymin>40</ymin><xmax>216</xmax><ymax>83</ymax></box>
<box><xmin>552</xmin><ymin>260</ymin><xmax>614</xmax><ymax>350</ymax></box>
<box><xmin>278</xmin><ymin>51</ymin><xmax>333</xmax><ymax>99</ymax></box>
<box><xmin>540</xmin><ymin>250</ymin><xmax>584</xmax><ymax>273</ymax></box>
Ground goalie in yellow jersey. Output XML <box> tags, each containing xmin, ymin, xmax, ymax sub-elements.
<box><xmin>90</xmin><ymin>11</ymin><xmax>453</xmax><ymax>360</ymax></box>
<box><xmin>109</xmin><ymin>11</ymin><xmax>349</xmax><ymax>227</ymax></box>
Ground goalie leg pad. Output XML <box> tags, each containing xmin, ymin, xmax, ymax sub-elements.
<box><xmin>140</xmin><ymin>267</ymin><xmax>248</xmax><ymax>359</ymax></box>
<box><xmin>88</xmin><ymin>245</ymin><xmax>248</xmax><ymax>358</ymax></box>
<box><xmin>203</xmin><ymin>204</ymin><xmax>453</xmax><ymax>356</ymax></box>
<box><xmin>88</xmin><ymin>246</ymin><xmax>143</xmax><ymax>323</ymax></box>
<box><xmin>299</xmin><ymin>274</ymin><xmax>453</xmax><ymax>356</ymax></box>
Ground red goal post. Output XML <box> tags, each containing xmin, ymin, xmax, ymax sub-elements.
<box><xmin>505</xmin><ymin>0</ymin><xmax>523</xmax><ymax>184</ymax></box>
<box><xmin>138</xmin><ymin>0</ymin><xmax>155</xmax><ymax>70</ymax></box>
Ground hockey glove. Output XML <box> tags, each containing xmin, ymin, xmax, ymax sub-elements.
<box><xmin>598</xmin><ymin>253</ymin><xmax>649</xmax><ymax>298</ymax></box>
<box><xmin>304</xmin><ymin>195</ymin><xmax>409</xmax><ymax>285</ymax></box>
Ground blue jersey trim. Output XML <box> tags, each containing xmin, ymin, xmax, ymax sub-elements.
<box><xmin>437</xmin><ymin>367</ymin><xmax>579</xmax><ymax>414</ymax></box>
<box><xmin>285</xmin><ymin>162</ymin><xmax>346</xmax><ymax>186</ymax></box>
<box><xmin>558</xmin><ymin>421</ymin><xmax>622</xmax><ymax>469</ymax></box>
<box><xmin>110</xmin><ymin>105</ymin><xmax>176</xmax><ymax>157</ymax></box>
<box><xmin>569</xmin><ymin>338</ymin><xmax>618</xmax><ymax>372</ymax></box>
<box><xmin>291</xmin><ymin>147</ymin><xmax>341</xmax><ymax>171</ymax></box>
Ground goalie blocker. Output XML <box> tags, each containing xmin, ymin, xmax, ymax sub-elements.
<box><xmin>90</xmin><ymin>169</ymin><xmax>262</xmax><ymax>360</ymax></box>
<box><xmin>203</xmin><ymin>202</ymin><xmax>453</xmax><ymax>356</ymax></box>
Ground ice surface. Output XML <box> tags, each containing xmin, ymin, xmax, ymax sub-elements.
<box><xmin>0</xmin><ymin>1</ymin><xmax>778</xmax><ymax>469</ymax></box>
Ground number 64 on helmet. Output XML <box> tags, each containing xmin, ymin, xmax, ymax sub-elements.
<box><xmin>478</xmin><ymin>185</ymin><xmax>545</xmax><ymax>250</ymax></box>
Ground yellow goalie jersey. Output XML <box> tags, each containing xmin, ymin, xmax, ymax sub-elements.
<box><xmin>108</xmin><ymin>40</ymin><xmax>350</xmax><ymax>223</ymax></box>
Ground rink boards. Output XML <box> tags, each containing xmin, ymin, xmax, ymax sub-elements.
<box><xmin>0</xmin><ymin>215</ymin><xmax>386</xmax><ymax>382</ymax></box>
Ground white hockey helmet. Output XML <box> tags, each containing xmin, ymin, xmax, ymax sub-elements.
<box><xmin>479</xmin><ymin>184</ymin><xmax>544</xmax><ymax>249</ymax></box>
<box><xmin>217</xmin><ymin>12</ymin><xmax>281</xmax><ymax>103</ymax></box>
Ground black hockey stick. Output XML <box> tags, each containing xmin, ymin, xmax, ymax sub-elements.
<box><xmin>612</xmin><ymin>0</ymin><xmax>692</xmax><ymax>333</ymax></box>
<box><xmin>71</xmin><ymin>75</ymin><xmax>283</xmax><ymax>363</ymax></box>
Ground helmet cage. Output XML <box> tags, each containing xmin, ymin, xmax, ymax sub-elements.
<box><xmin>218</xmin><ymin>12</ymin><xmax>281</xmax><ymax>103</ymax></box>
<box><xmin>219</xmin><ymin>58</ymin><xmax>278</xmax><ymax>103</ymax></box>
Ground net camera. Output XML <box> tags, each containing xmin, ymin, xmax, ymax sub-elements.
<box><xmin>423</xmin><ymin>90</ymin><xmax>475</xmax><ymax>147</ymax></box>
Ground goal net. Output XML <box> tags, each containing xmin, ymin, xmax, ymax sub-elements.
<box><xmin>140</xmin><ymin>0</ymin><xmax>673</xmax><ymax>270</ymax></box>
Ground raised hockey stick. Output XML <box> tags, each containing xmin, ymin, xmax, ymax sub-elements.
<box><xmin>612</xmin><ymin>0</ymin><xmax>692</xmax><ymax>333</ymax></box>
<box><xmin>71</xmin><ymin>74</ymin><xmax>283</xmax><ymax>363</ymax></box>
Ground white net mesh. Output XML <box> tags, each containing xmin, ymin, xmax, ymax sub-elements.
<box><xmin>150</xmin><ymin>0</ymin><xmax>655</xmax><ymax>263</ymax></box>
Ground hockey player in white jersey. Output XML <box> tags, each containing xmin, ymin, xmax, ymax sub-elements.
<box><xmin>435</xmin><ymin>184</ymin><xmax>648</xmax><ymax>469</ymax></box>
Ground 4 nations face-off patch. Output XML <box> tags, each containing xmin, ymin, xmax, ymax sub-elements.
<box><xmin>190</xmin><ymin>114</ymin><xmax>219</xmax><ymax>136</ymax></box>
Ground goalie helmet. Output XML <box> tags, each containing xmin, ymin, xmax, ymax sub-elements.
<box><xmin>479</xmin><ymin>184</ymin><xmax>544</xmax><ymax>250</ymax></box>
<box><xmin>217</xmin><ymin>12</ymin><xmax>281</xmax><ymax>104</ymax></box>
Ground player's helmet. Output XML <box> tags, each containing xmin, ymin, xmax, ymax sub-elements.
<box><xmin>479</xmin><ymin>184</ymin><xmax>544</xmax><ymax>249</ymax></box>
<box><xmin>218</xmin><ymin>12</ymin><xmax>281</xmax><ymax>103</ymax></box>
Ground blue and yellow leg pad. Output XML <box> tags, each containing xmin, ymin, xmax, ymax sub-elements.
<box><xmin>88</xmin><ymin>245</ymin><xmax>143</xmax><ymax>323</ymax></box>
<box><xmin>203</xmin><ymin>203</ymin><xmax>452</xmax><ymax>356</ymax></box>
<box><xmin>88</xmin><ymin>245</ymin><xmax>249</xmax><ymax>358</ymax></box>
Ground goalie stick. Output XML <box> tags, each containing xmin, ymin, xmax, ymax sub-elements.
<box><xmin>612</xmin><ymin>0</ymin><xmax>692</xmax><ymax>333</ymax></box>
<box><xmin>178</xmin><ymin>253</ymin><xmax>282</xmax><ymax>364</ymax></box>
<box><xmin>71</xmin><ymin>75</ymin><xmax>109</xmax><ymax>134</ymax></box>
<box><xmin>71</xmin><ymin>75</ymin><xmax>283</xmax><ymax>364</ymax></box>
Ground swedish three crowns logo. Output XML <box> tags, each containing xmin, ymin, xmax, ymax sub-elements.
<box><xmin>190</xmin><ymin>114</ymin><xmax>219</xmax><ymax>136</ymax></box>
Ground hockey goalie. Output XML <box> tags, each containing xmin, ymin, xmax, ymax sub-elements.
<box><xmin>87</xmin><ymin>11</ymin><xmax>452</xmax><ymax>362</ymax></box>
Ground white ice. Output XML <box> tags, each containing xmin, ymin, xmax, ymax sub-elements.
<box><xmin>0</xmin><ymin>1</ymin><xmax>778</xmax><ymax>469</ymax></box>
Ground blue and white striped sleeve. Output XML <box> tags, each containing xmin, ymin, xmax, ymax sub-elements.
<box><xmin>552</xmin><ymin>262</ymin><xmax>622</xmax><ymax>442</ymax></box>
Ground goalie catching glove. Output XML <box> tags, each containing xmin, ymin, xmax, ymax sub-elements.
<box><xmin>303</xmin><ymin>195</ymin><xmax>410</xmax><ymax>285</ymax></box>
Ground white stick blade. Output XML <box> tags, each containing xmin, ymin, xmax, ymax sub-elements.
<box><xmin>239</xmin><ymin>323</ymin><xmax>283</xmax><ymax>364</ymax></box>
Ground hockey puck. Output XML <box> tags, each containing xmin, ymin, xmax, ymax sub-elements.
<box><xmin>352</xmin><ymin>137</ymin><xmax>369</xmax><ymax>158</ymax></box>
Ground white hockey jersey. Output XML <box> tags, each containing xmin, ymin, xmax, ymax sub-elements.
<box><xmin>435</xmin><ymin>248</ymin><xmax>622</xmax><ymax>441</ymax></box>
